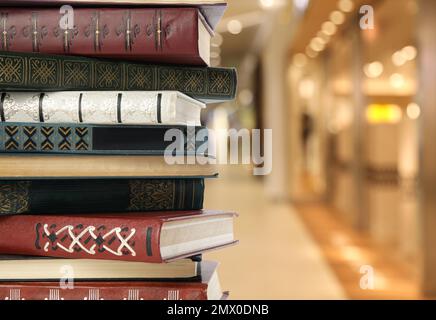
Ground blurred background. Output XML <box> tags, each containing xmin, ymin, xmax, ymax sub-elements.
<box><xmin>203</xmin><ymin>0</ymin><xmax>436</xmax><ymax>300</ymax></box>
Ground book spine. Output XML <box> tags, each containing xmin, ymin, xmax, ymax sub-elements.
<box><xmin>0</xmin><ymin>123</ymin><xmax>208</xmax><ymax>155</ymax></box>
<box><xmin>0</xmin><ymin>214</ymin><xmax>166</xmax><ymax>262</ymax></box>
<box><xmin>0</xmin><ymin>283</ymin><xmax>208</xmax><ymax>300</ymax></box>
<box><xmin>0</xmin><ymin>51</ymin><xmax>237</xmax><ymax>102</ymax></box>
<box><xmin>0</xmin><ymin>179</ymin><xmax>205</xmax><ymax>215</ymax></box>
<box><xmin>0</xmin><ymin>91</ymin><xmax>197</xmax><ymax>125</ymax></box>
<box><xmin>0</xmin><ymin>7</ymin><xmax>205</xmax><ymax>65</ymax></box>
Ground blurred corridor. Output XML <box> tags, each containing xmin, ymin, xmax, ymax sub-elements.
<box><xmin>204</xmin><ymin>0</ymin><xmax>436</xmax><ymax>299</ymax></box>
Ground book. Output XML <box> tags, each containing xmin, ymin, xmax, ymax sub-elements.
<box><xmin>0</xmin><ymin>51</ymin><xmax>237</xmax><ymax>103</ymax></box>
<box><xmin>0</xmin><ymin>178</ymin><xmax>205</xmax><ymax>215</ymax></box>
<box><xmin>0</xmin><ymin>91</ymin><xmax>205</xmax><ymax>125</ymax></box>
<box><xmin>0</xmin><ymin>256</ymin><xmax>202</xmax><ymax>281</ymax></box>
<box><xmin>0</xmin><ymin>7</ymin><xmax>212</xmax><ymax>65</ymax></box>
<box><xmin>0</xmin><ymin>123</ymin><xmax>208</xmax><ymax>155</ymax></box>
<box><xmin>0</xmin><ymin>155</ymin><xmax>217</xmax><ymax>178</ymax></box>
<box><xmin>0</xmin><ymin>211</ymin><xmax>237</xmax><ymax>263</ymax></box>
<box><xmin>0</xmin><ymin>261</ymin><xmax>224</xmax><ymax>300</ymax></box>
<box><xmin>0</xmin><ymin>1</ymin><xmax>228</xmax><ymax>32</ymax></box>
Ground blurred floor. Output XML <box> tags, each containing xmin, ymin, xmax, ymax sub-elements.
<box><xmin>204</xmin><ymin>166</ymin><xmax>346</xmax><ymax>300</ymax></box>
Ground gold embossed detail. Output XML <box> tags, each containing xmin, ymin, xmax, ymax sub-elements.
<box><xmin>0</xmin><ymin>182</ymin><xmax>30</xmax><ymax>214</ymax></box>
<box><xmin>29</xmin><ymin>58</ymin><xmax>57</xmax><ymax>86</ymax></box>
<box><xmin>184</xmin><ymin>70</ymin><xmax>205</xmax><ymax>93</ymax></box>
<box><xmin>63</xmin><ymin>61</ymin><xmax>91</xmax><ymax>88</ymax></box>
<box><xmin>0</xmin><ymin>56</ymin><xmax>23</xmax><ymax>84</ymax></box>
<box><xmin>127</xmin><ymin>65</ymin><xmax>153</xmax><ymax>90</ymax></box>
<box><xmin>96</xmin><ymin>63</ymin><xmax>121</xmax><ymax>88</ymax></box>
<box><xmin>159</xmin><ymin>68</ymin><xmax>183</xmax><ymax>91</ymax></box>
<box><xmin>208</xmin><ymin>70</ymin><xmax>232</xmax><ymax>96</ymax></box>
<box><xmin>128</xmin><ymin>180</ymin><xmax>174</xmax><ymax>211</ymax></box>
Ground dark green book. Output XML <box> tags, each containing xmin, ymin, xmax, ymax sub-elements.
<box><xmin>0</xmin><ymin>123</ymin><xmax>208</xmax><ymax>155</ymax></box>
<box><xmin>0</xmin><ymin>52</ymin><xmax>237</xmax><ymax>103</ymax></box>
<box><xmin>0</xmin><ymin>178</ymin><xmax>204</xmax><ymax>215</ymax></box>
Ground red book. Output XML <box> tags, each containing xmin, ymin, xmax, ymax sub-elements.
<box><xmin>0</xmin><ymin>7</ymin><xmax>212</xmax><ymax>65</ymax></box>
<box><xmin>0</xmin><ymin>211</ymin><xmax>237</xmax><ymax>263</ymax></box>
<box><xmin>0</xmin><ymin>261</ymin><xmax>226</xmax><ymax>300</ymax></box>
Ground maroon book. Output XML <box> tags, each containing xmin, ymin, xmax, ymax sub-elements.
<box><xmin>0</xmin><ymin>261</ymin><xmax>227</xmax><ymax>300</ymax></box>
<box><xmin>0</xmin><ymin>211</ymin><xmax>238</xmax><ymax>263</ymax></box>
<box><xmin>0</xmin><ymin>7</ymin><xmax>212</xmax><ymax>65</ymax></box>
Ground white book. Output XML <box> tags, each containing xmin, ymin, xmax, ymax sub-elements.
<box><xmin>0</xmin><ymin>91</ymin><xmax>205</xmax><ymax>126</ymax></box>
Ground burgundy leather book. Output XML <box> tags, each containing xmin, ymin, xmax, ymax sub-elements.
<box><xmin>0</xmin><ymin>7</ymin><xmax>212</xmax><ymax>65</ymax></box>
<box><xmin>0</xmin><ymin>261</ymin><xmax>226</xmax><ymax>300</ymax></box>
<box><xmin>0</xmin><ymin>211</ymin><xmax>238</xmax><ymax>263</ymax></box>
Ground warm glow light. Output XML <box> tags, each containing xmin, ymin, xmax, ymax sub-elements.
<box><xmin>293</xmin><ymin>53</ymin><xmax>308</xmax><ymax>67</ymax></box>
<box><xmin>306</xmin><ymin>46</ymin><xmax>318</xmax><ymax>58</ymax></box>
<box><xmin>322</xmin><ymin>21</ymin><xmax>337</xmax><ymax>36</ymax></box>
<box><xmin>330</xmin><ymin>10</ymin><xmax>345</xmax><ymax>25</ymax></box>
<box><xmin>407</xmin><ymin>103</ymin><xmax>421</xmax><ymax>120</ymax></box>
<box><xmin>259</xmin><ymin>0</ymin><xmax>275</xmax><ymax>8</ymax></box>
<box><xmin>390</xmin><ymin>73</ymin><xmax>406</xmax><ymax>88</ymax></box>
<box><xmin>227</xmin><ymin>19</ymin><xmax>243</xmax><ymax>35</ymax></box>
<box><xmin>310</xmin><ymin>37</ymin><xmax>325</xmax><ymax>52</ymax></box>
<box><xmin>293</xmin><ymin>0</ymin><xmax>310</xmax><ymax>12</ymax></box>
<box><xmin>211</xmin><ymin>33</ymin><xmax>223</xmax><ymax>47</ymax></box>
<box><xmin>338</xmin><ymin>0</ymin><xmax>354</xmax><ymax>13</ymax></box>
<box><xmin>317</xmin><ymin>31</ymin><xmax>330</xmax><ymax>43</ymax></box>
<box><xmin>392</xmin><ymin>51</ymin><xmax>407</xmax><ymax>67</ymax></box>
<box><xmin>363</xmin><ymin>61</ymin><xmax>384</xmax><ymax>78</ymax></box>
<box><xmin>299</xmin><ymin>78</ymin><xmax>315</xmax><ymax>99</ymax></box>
<box><xmin>402</xmin><ymin>46</ymin><xmax>418</xmax><ymax>61</ymax></box>
<box><xmin>366</xmin><ymin>104</ymin><xmax>403</xmax><ymax>124</ymax></box>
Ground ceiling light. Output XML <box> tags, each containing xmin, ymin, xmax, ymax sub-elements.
<box><xmin>293</xmin><ymin>53</ymin><xmax>308</xmax><ymax>68</ymax></box>
<box><xmin>364</xmin><ymin>61</ymin><xmax>384</xmax><ymax>78</ymax></box>
<box><xmin>392</xmin><ymin>51</ymin><xmax>407</xmax><ymax>67</ymax></box>
<box><xmin>407</xmin><ymin>103</ymin><xmax>421</xmax><ymax>120</ymax></box>
<box><xmin>330</xmin><ymin>10</ymin><xmax>345</xmax><ymax>25</ymax></box>
<box><xmin>402</xmin><ymin>46</ymin><xmax>418</xmax><ymax>61</ymax></box>
<box><xmin>390</xmin><ymin>73</ymin><xmax>406</xmax><ymax>88</ymax></box>
<box><xmin>338</xmin><ymin>0</ymin><xmax>354</xmax><ymax>12</ymax></box>
<box><xmin>306</xmin><ymin>46</ymin><xmax>318</xmax><ymax>58</ymax></box>
<box><xmin>322</xmin><ymin>21</ymin><xmax>337</xmax><ymax>36</ymax></box>
<box><xmin>227</xmin><ymin>19</ymin><xmax>243</xmax><ymax>35</ymax></box>
<box><xmin>310</xmin><ymin>37</ymin><xmax>326</xmax><ymax>52</ymax></box>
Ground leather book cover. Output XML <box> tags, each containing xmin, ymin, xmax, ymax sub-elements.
<box><xmin>0</xmin><ymin>211</ymin><xmax>237</xmax><ymax>263</ymax></box>
<box><xmin>0</xmin><ymin>123</ymin><xmax>208</xmax><ymax>155</ymax></box>
<box><xmin>0</xmin><ymin>1</ymin><xmax>228</xmax><ymax>32</ymax></box>
<box><xmin>0</xmin><ymin>51</ymin><xmax>237</xmax><ymax>103</ymax></box>
<box><xmin>0</xmin><ymin>7</ymin><xmax>210</xmax><ymax>65</ymax></box>
<box><xmin>0</xmin><ymin>178</ymin><xmax>205</xmax><ymax>215</ymax></box>
<box><xmin>0</xmin><ymin>261</ymin><xmax>221</xmax><ymax>300</ymax></box>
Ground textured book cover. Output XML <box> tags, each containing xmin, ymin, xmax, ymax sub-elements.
<box><xmin>0</xmin><ymin>123</ymin><xmax>208</xmax><ymax>155</ymax></box>
<box><xmin>0</xmin><ymin>91</ymin><xmax>205</xmax><ymax>125</ymax></box>
<box><xmin>0</xmin><ymin>7</ymin><xmax>211</xmax><ymax>65</ymax></box>
<box><xmin>0</xmin><ymin>1</ymin><xmax>228</xmax><ymax>32</ymax></box>
<box><xmin>0</xmin><ymin>211</ymin><xmax>237</xmax><ymax>263</ymax></box>
<box><xmin>0</xmin><ymin>51</ymin><xmax>237</xmax><ymax>103</ymax></box>
<box><xmin>0</xmin><ymin>261</ymin><xmax>223</xmax><ymax>300</ymax></box>
<box><xmin>0</xmin><ymin>178</ymin><xmax>205</xmax><ymax>215</ymax></box>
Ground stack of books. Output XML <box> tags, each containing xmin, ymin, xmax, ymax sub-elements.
<box><xmin>0</xmin><ymin>0</ymin><xmax>238</xmax><ymax>300</ymax></box>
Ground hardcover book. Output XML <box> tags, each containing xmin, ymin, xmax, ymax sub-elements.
<box><xmin>0</xmin><ymin>178</ymin><xmax>205</xmax><ymax>215</ymax></box>
<box><xmin>0</xmin><ymin>211</ymin><xmax>237</xmax><ymax>263</ymax></box>
<box><xmin>0</xmin><ymin>91</ymin><xmax>205</xmax><ymax>126</ymax></box>
<box><xmin>0</xmin><ymin>1</ymin><xmax>228</xmax><ymax>32</ymax></box>
<box><xmin>0</xmin><ymin>256</ymin><xmax>202</xmax><ymax>281</ymax></box>
<box><xmin>0</xmin><ymin>7</ymin><xmax>212</xmax><ymax>65</ymax></box>
<box><xmin>0</xmin><ymin>123</ymin><xmax>208</xmax><ymax>155</ymax></box>
<box><xmin>0</xmin><ymin>155</ymin><xmax>217</xmax><ymax>178</ymax></box>
<box><xmin>0</xmin><ymin>51</ymin><xmax>237</xmax><ymax>103</ymax></box>
<box><xmin>0</xmin><ymin>261</ymin><xmax>224</xmax><ymax>300</ymax></box>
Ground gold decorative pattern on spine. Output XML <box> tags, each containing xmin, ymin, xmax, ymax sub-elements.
<box><xmin>0</xmin><ymin>181</ymin><xmax>31</xmax><ymax>214</ymax></box>
<box><xmin>128</xmin><ymin>180</ymin><xmax>175</xmax><ymax>211</ymax></box>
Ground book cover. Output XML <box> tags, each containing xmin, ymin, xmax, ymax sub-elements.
<box><xmin>0</xmin><ymin>91</ymin><xmax>205</xmax><ymax>125</ymax></box>
<box><xmin>0</xmin><ymin>7</ymin><xmax>211</xmax><ymax>65</ymax></box>
<box><xmin>0</xmin><ymin>211</ymin><xmax>237</xmax><ymax>263</ymax></box>
<box><xmin>0</xmin><ymin>123</ymin><xmax>208</xmax><ymax>155</ymax></box>
<box><xmin>0</xmin><ymin>178</ymin><xmax>205</xmax><ymax>215</ymax></box>
<box><xmin>0</xmin><ymin>51</ymin><xmax>237</xmax><ymax>103</ymax></box>
<box><xmin>0</xmin><ymin>261</ymin><xmax>223</xmax><ymax>300</ymax></box>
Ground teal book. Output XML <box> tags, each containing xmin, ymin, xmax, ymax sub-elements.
<box><xmin>0</xmin><ymin>123</ymin><xmax>208</xmax><ymax>155</ymax></box>
<box><xmin>0</xmin><ymin>178</ymin><xmax>205</xmax><ymax>215</ymax></box>
<box><xmin>0</xmin><ymin>52</ymin><xmax>237</xmax><ymax>103</ymax></box>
